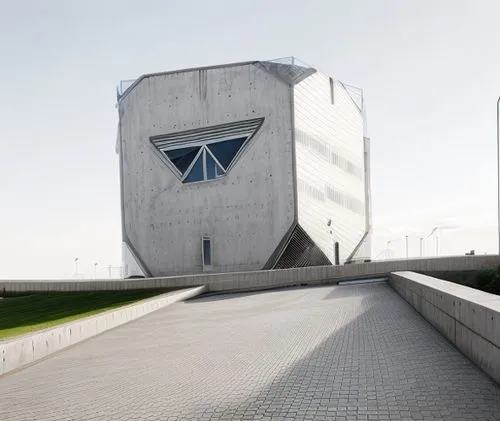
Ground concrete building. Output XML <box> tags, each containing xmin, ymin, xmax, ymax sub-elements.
<box><xmin>116</xmin><ymin>57</ymin><xmax>371</xmax><ymax>278</ymax></box>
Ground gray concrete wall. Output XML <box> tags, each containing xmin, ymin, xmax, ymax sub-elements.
<box><xmin>0</xmin><ymin>286</ymin><xmax>206</xmax><ymax>376</ymax></box>
<box><xmin>119</xmin><ymin>63</ymin><xmax>295</xmax><ymax>276</ymax></box>
<box><xmin>294</xmin><ymin>71</ymin><xmax>367</xmax><ymax>263</ymax></box>
<box><xmin>389</xmin><ymin>271</ymin><xmax>500</xmax><ymax>384</ymax></box>
<box><xmin>2</xmin><ymin>255</ymin><xmax>499</xmax><ymax>294</ymax></box>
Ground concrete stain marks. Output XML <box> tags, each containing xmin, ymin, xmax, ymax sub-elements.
<box><xmin>1</xmin><ymin>283</ymin><xmax>500</xmax><ymax>420</ymax></box>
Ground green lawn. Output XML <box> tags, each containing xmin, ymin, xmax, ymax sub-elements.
<box><xmin>0</xmin><ymin>290</ymin><xmax>166</xmax><ymax>340</ymax></box>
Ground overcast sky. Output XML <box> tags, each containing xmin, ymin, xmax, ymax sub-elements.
<box><xmin>1</xmin><ymin>0</ymin><xmax>500</xmax><ymax>279</ymax></box>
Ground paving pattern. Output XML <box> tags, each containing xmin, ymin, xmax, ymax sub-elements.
<box><xmin>1</xmin><ymin>282</ymin><xmax>499</xmax><ymax>421</ymax></box>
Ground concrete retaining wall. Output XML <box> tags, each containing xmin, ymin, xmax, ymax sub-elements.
<box><xmin>1</xmin><ymin>255</ymin><xmax>499</xmax><ymax>294</ymax></box>
<box><xmin>389</xmin><ymin>271</ymin><xmax>500</xmax><ymax>384</ymax></box>
<box><xmin>0</xmin><ymin>286</ymin><xmax>206</xmax><ymax>376</ymax></box>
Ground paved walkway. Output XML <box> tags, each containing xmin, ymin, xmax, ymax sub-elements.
<box><xmin>1</xmin><ymin>283</ymin><xmax>499</xmax><ymax>421</ymax></box>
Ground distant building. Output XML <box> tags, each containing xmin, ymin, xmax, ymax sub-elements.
<box><xmin>116</xmin><ymin>57</ymin><xmax>371</xmax><ymax>278</ymax></box>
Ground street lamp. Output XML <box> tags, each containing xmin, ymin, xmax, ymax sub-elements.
<box><xmin>386</xmin><ymin>237</ymin><xmax>406</xmax><ymax>259</ymax></box>
<box><xmin>427</xmin><ymin>227</ymin><xmax>439</xmax><ymax>256</ymax></box>
<box><xmin>427</xmin><ymin>224</ymin><xmax>460</xmax><ymax>256</ymax></box>
<box><xmin>93</xmin><ymin>262</ymin><xmax>98</xmax><ymax>279</ymax></box>
<box><xmin>327</xmin><ymin>219</ymin><xmax>333</xmax><ymax>263</ymax></box>
<box><xmin>405</xmin><ymin>235</ymin><xmax>409</xmax><ymax>258</ymax></box>
<box><xmin>74</xmin><ymin>257</ymin><xmax>79</xmax><ymax>278</ymax></box>
<box><xmin>497</xmin><ymin>96</ymin><xmax>500</xmax><ymax>254</ymax></box>
<box><xmin>327</xmin><ymin>219</ymin><xmax>339</xmax><ymax>265</ymax></box>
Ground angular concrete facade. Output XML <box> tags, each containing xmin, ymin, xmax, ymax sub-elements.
<box><xmin>117</xmin><ymin>58</ymin><xmax>371</xmax><ymax>277</ymax></box>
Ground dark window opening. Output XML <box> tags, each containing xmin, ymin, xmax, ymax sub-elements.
<box><xmin>207</xmin><ymin>137</ymin><xmax>246</xmax><ymax>169</ymax></box>
<box><xmin>162</xmin><ymin>136</ymin><xmax>248</xmax><ymax>184</ymax></box>
<box><xmin>206</xmin><ymin>150</ymin><xmax>225</xmax><ymax>180</ymax></box>
<box><xmin>184</xmin><ymin>154</ymin><xmax>203</xmax><ymax>183</ymax></box>
<box><xmin>202</xmin><ymin>237</ymin><xmax>212</xmax><ymax>267</ymax></box>
<box><xmin>165</xmin><ymin>146</ymin><xmax>201</xmax><ymax>173</ymax></box>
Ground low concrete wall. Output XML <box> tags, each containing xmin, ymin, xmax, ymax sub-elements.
<box><xmin>0</xmin><ymin>286</ymin><xmax>206</xmax><ymax>376</ymax></box>
<box><xmin>389</xmin><ymin>271</ymin><xmax>500</xmax><ymax>384</ymax></box>
<box><xmin>1</xmin><ymin>255</ymin><xmax>499</xmax><ymax>294</ymax></box>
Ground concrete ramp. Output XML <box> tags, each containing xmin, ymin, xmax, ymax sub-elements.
<box><xmin>0</xmin><ymin>282</ymin><xmax>499</xmax><ymax>420</ymax></box>
<box><xmin>0</xmin><ymin>286</ymin><xmax>206</xmax><ymax>376</ymax></box>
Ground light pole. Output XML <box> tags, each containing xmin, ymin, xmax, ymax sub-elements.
<box><xmin>419</xmin><ymin>237</ymin><xmax>424</xmax><ymax>257</ymax></box>
<box><xmin>94</xmin><ymin>262</ymin><xmax>98</xmax><ymax>279</ymax></box>
<box><xmin>74</xmin><ymin>257</ymin><xmax>79</xmax><ymax>277</ymax></box>
<box><xmin>327</xmin><ymin>219</ymin><xmax>333</xmax><ymax>263</ymax></box>
<box><xmin>428</xmin><ymin>224</ymin><xmax>460</xmax><ymax>257</ymax></box>
<box><xmin>497</xmin><ymin>96</ymin><xmax>500</xmax><ymax>254</ymax></box>
<box><xmin>427</xmin><ymin>227</ymin><xmax>439</xmax><ymax>256</ymax></box>
<box><xmin>327</xmin><ymin>219</ymin><xmax>340</xmax><ymax>265</ymax></box>
<box><xmin>405</xmin><ymin>235</ymin><xmax>409</xmax><ymax>258</ymax></box>
<box><xmin>387</xmin><ymin>238</ymin><xmax>405</xmax><ymax>259</ymax></box>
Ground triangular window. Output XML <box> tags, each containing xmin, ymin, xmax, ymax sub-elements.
<box><xmin>205</xmin><ymin>149</ymin><xmax>225</xmax><ymax>180</ymax></box>
<box><xmin>184</xmin><ymin>153</ymin><xmax>204</xmax><ymax>183</ymax></box>
<box><xmin>207</xmin><ymin>137</ymin><xmax>246</xmax><ymax>170</ymax></box>
<box><xmin>151</xmin><ymin>118</ymin><xmax>264</xmax><ymax>183</ymax></box>
<box><xmin>164</xmin><ymin>146</ymin><xmax>201</xmax><ymax>174</ymax></box>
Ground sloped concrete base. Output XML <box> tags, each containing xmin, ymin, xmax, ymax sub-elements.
<box><xmin>0</xmin><ymin>286</ymin><xmax>206</xmax><ymax>376</ymax></box>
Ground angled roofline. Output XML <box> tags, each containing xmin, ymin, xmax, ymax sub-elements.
<box><xmin>117</xmin><ymin>57</ymin><xmax>364</xmax><ymax>114</ymax></box>
<box><xmin>118</xmin><ymin>60</ymin><xmax>259</xmax><ymax>103</ymax></box>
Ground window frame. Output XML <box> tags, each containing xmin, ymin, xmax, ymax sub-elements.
<box><xmin>201</xmin><ymin>236</ymin><xmax>213</xmax><ymax>272</ymax></box>
<box><xmin>149</xmin><ymin>118</ymin><xmax>265</xmax><ymax>184</ymax></box>
<box><xmin>181</xmin><ymin>146</ymin><xmax>227</xmax><ymax>183</ymax></box>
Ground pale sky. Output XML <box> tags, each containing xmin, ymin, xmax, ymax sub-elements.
<box><xmin>1</xmin><ymin>0</ymin><xmax>500</xmax><ymax>279</ymax></box>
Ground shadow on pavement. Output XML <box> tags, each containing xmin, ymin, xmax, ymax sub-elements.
<box><xmin>191</xmin><ymin>283</ymin><xmax>500</xmax><ymax>420</ymax></box>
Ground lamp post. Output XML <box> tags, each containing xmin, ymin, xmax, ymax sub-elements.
<box><xmin>427</xmin><ymin>224</ymin><xmax>460</xmax><ymax>257</ymax></box>
<box><xmin>74</xmin><ymin>257</ymin><xmax>79</xmax><ymax>278</ymax></box>
<box><xmin>94</xmin><ymin>262</ymin><xmax>98</xmax><ymax>279</ymax></box>
<box><xmin>405</xmin><ymin>235</ymin><xmax>409</xmax><ymax>258</ymax></box>
<box><xmin>419</xmin><ymin>236</ymin><xmax>424</xmax><ymax>257</ymax></box>
<box><xmin>327</xmin><ymin>219</ymin><xmax>340</xmax><ymax>264</ymax></box>
<box><xmin>386</xmin><ymin>237</ymin><xmax>406</xmax><ymax>259</ymax></box>
<box><xmin>327</xmin><ymin>219</ymin><xmax>333</xmax><ymax>263</ymax></box>
<box><xmin>427</xmin><ymin>227</ymin><xmax>439</xmax><ymax>256</ymax></box>
<box><xmin>497</xmin><ymin>96</ymin><xmax>500</xmax><ymax>254</ymax></box>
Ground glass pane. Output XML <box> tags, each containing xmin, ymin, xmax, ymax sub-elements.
<box><xmin>206</xmin><ymin>151</ymin><xmax>225</xmax><ymax>180</ymax></box>
<box><xmin>203</xmin><ymin>238</ymin><xmax>211</xmax><ymax>266</ymax></box>
<box><xmin>207</xmin><ymin>137</ymin><xmax>246</xmax><ymax>170</ymax></box>
<box><xmin>165</xmin><ymin>146</ymin><xmax>201</xmax><ymax>174</ymax></box>
<box><xmin>184</xmin><ymin>154</ymin><xmax>203</xmax><ymax>183</ymax></box>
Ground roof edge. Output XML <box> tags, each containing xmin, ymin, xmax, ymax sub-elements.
<box><xmin>118</xmin><ymin>60</ymin><xmax>259</xmax><ymax>103</ymax></box>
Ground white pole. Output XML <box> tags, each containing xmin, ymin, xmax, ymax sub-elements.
<box><xmin>497</xmin><ymin>96</ymin><xmax>500</xmax><ymax>254</ymax></box>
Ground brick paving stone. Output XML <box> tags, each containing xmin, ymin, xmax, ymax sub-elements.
<box><xmin>0</xmin><ymin>283</ymin><xmax>499</xmax><ymax>420</ymax></box>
